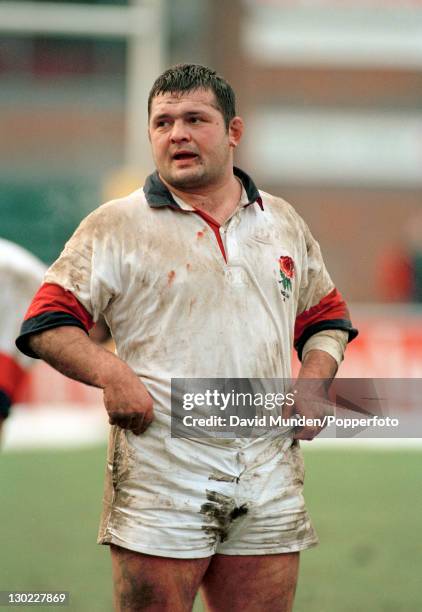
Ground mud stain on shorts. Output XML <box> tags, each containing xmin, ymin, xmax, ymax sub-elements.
<box><xmin>115</xmin><ymin>488</ymin><xmax>138</xmax><ymax>507</ymax></box>
<box><xmin>200</xmin><ymin>490</ymin><xmax>248</xmax><ymax>544</ymax></box>
<box><xmin>208</xmin><ymin>470</ymin><xmax>239</xmax><ymax>483</ymax></box>
<box><xmin>111</xmin><ymin>429</ymin><xmax>134</xmax><ymax>487</ymax></box>
<box><xmin>117</xmin><ymin>489</ymin><xmax>175</xmax><ymax>510</ymax></box>
<box><xmin>288</xmin><ymin>440</ymin><xmax>305</xmax><ymax>484</ymax></box>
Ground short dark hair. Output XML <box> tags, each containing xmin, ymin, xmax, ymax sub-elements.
<box><xmin>148</xmin><ymin>64</ymin><xmax>236</xmax><ymax>129</ymax></box>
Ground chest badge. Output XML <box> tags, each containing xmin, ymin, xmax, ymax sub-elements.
<box><xmin>278</xmin><ymin>255</ymin><xmax>295</xmax><ymax>300</ymax></box>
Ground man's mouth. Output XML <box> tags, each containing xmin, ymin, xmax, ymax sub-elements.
<box><xmin>172</xmin><ymin>152</ymin><xmax>198</xmax><ymax>161</ymax></box>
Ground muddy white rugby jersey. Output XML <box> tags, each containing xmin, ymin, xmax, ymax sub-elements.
<box><xmin>0</xmin><ymin>239</ymin><xmax>46</xmax><ymax>417</ymax></box>
<box><xmin>16</xmin><ymin>168</ymin><xmax>357</xmax><ymax>415</ymax></box>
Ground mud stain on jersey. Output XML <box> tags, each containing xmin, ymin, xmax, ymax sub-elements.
<box><xmin>255</xmin><ymin>340</ymin><xmax>283</xmax><ymax>379</ymax></box>
<box><xmin>167</xmin><ymin>270</ymin><xmax>176</xmax><ymax>286</ymax></box>
<box><xmin>200</xmin><ymin>490</ymin><xmax>248</xmax><ymax>544</ymax></box>
<box><xmin>48</xmin><ymin>256</ymin><xmax>87</xmax><ymax>294</ymax></box>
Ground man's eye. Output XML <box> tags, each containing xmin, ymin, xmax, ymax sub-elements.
<box><xmin>157</xmin><ymin>120</ymin><xmax>170</xmax><ymax>128</ymax></box>
<box><xmin>189</xmin><ymin>117</ymin><xmax>201</xmax><ymax>124</ymax></box>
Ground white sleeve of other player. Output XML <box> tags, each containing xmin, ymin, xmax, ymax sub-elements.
<box><xmin>0</xmin><ymin>239</ymin><xmax>46</xmax><ymax>369</ymax></box>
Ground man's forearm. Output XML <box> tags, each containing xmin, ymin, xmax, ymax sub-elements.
<box><xmin>297</xmin><ymin>348</ymin><xmax>338</xmax><ymax>380</ymax></box>
<box><xmin>29</xmin><ymin>325</ymin><xmax>154</xmax><ymax>434</ymax></box>
<box><xmin>291</xmin><ymin>349</ymin><xmax>338</xmax><ymax>440</ymax></box>
<box><xmin>28</xmin><ymin>326</ymin><xmax>134</xmax><ymax>389</ymax></box>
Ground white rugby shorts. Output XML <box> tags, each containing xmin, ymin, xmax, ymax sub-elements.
<box><xmin>97</xmin><ymin>412</ymin><xmax>318</xmax><ymax>557</ymax></box>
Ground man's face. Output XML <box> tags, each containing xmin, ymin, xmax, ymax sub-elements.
<box><xmin>148</xmin><ymin>88</ymin><xmax>242</xmax><ymax>190</ymax></box>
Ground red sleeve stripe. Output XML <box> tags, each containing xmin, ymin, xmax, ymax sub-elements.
<box><xmin>24</xmin><ymin>282</ymin><xmax>93</xmax><ymax>331</ymax></box>
<box><xmin>0</xmin><ymin>352</ymin><xmax>26</xmax><ymax>401</ymax></box>
<box><xmin>294</xmin><ymin>288</ymin><xmax>352</xmax><ymax>344</ymax></box>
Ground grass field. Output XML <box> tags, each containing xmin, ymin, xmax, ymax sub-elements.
<box><xmin>1</xmin><ymin>446</ymin><xmax>421</xmax><ymax>611</ymax></box>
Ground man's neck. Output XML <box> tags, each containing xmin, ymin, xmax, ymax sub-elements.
<box><xmin>161</xmin><ymin>170</ymin><xmax>242</xmax><ymax>226</ymax></box>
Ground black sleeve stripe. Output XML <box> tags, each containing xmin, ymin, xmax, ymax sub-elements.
<box><xmin>15</xmin><ymin>311</ymin><xmax>88</xmax><ymax>359</ymax></box>
<box><xmin>295</xmin><ymin>318</ymin><xmax>359</xmax><ymax>361</ymax></box>
<box><xmin>0</xmin><ymin>389</ymin><xmax>12</xmax><ymax>419</ymax></box>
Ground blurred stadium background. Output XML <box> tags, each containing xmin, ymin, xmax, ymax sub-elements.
<box><xmin>1</xmin><ymin>0</ymin><xmax>421</xmax><ymax>610</ymax></box>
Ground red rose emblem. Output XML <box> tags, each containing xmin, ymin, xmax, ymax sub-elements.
<box><xmin>278</xmin><ymin>256</ymin><xmax>294</xmax><ymax>279</ymax></box>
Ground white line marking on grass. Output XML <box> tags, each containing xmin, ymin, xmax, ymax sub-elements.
<box><xmin>302</xmin><ymin>438</ymin><xmax>422</xmax><ymax>450</ymax></box>
<box><xmin>2</xmin><ymin>403</ymin><xmax>108</xmax><ymax>452</ymax></box>
<box><xmin>3</xmin><ymin>405</ymin><xmax>422</xmax><ymax>452</ymax></box>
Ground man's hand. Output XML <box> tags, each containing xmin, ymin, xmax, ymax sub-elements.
<box><xmin>288</xmin><ymin>348</ymin><xmax>338</xmax><ymax>441</ymax></box>
<box><xmin>28</xmin><ymin>326</ymin><xmax>154</xmax><ymax>435</ymax></box>
<box><xmin>288</xmin><ymin>381</ymin><xmax>334</xmax><ymax>441</ymax></box>
<box><xmin>104</xmin><ymin>373</ymin><xmax>154</xmax><ymax>435</ymax></box>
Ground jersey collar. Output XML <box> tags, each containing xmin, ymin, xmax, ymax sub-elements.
<box><xmin>143</xmin><ymin>166</ymin><xmax>264</xmax><ymax>211</ymax></box>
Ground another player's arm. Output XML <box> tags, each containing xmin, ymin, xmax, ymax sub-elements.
<box><xmin>28</xmin><ymin>326</ymin><xmax>153</xmax><ymax>434</ymax></box>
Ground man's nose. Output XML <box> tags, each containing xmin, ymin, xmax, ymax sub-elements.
<box><xmin>170</xmin><ymin>120</ymin><xmax>191</xmax><ymax>143</ymax></box>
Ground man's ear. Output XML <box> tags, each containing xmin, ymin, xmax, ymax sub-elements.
<box><xmin>228</xmin><ymin>116</ymin><xmax>244</xmax><ymax>148</ymax></box>
<box><xmin>147</xmin><ymin>127</ymin><xmax>151</xmax><ymax>143</ymax></box>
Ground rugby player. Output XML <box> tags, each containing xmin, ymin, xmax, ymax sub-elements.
<box><xmin>16</xmin><ymin>64</ymin><xmax>357</xmax><ymax>611</ymax></box>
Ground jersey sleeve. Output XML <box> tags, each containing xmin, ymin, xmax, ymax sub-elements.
<box><xmin>294</xmin><ymin>216</ymin><xmax>358</xmax><ymax>360</ymax></box>
<box><xmin>16</xmin><ymin>206</ymin><xmax>120</xmax><ymax>359</ymax></box>
<box><xmin>301</xmin><ymin>329</ymin><xmax>349</xmax><ymax>366</ymax></box>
